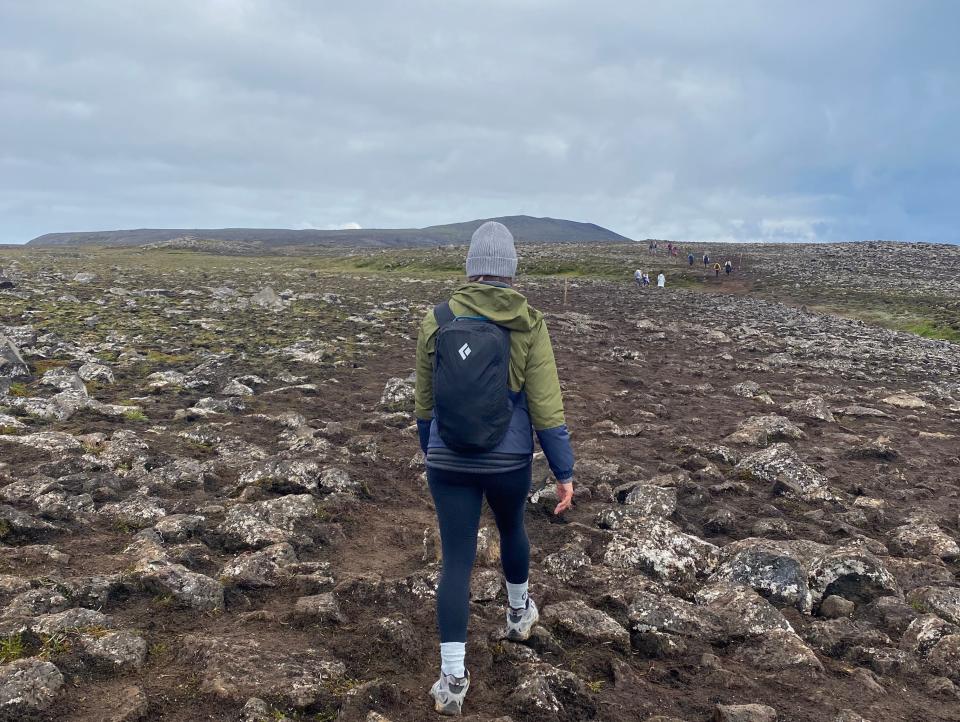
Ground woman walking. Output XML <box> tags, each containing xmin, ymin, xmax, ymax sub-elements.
<box><xmin>415</xmin><ymin>221</ymin><xmax>575</xmax><ymax>715</ymax></box>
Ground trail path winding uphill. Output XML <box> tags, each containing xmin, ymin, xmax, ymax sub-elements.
<box><xmin>0</xmin><ymin>253</ymin><xmax>959</xmax><ymax>721</ymax></box>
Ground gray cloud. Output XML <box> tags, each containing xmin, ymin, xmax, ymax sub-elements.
<box><xmin>1</xmin><ymin>0</ymin><xmax>958</xmax><ymax>243</ymax></box>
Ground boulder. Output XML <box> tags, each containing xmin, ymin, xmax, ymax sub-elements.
<box><xmin>506</xmin><ymin>662</ymin><xmax>595</xmax><ymax>721</ymax></box>
<box><xmin>927</xmin><ymin>634</ymin><xmax>960</xmax><ymax>682</ymax></box>
<box><xmin>216</xmin><ymin>494</ymin><xmax>321</xmax><ymax>550</ymax></box>
<box><xmin>710</xmin><ymin>538</ymin><xmax>825</xmax><ymax>611</ymax></box>
<box><xmin>31</xmin><ymin>608</ymin><xmax>111</xmax><ymax>635</ymax></box>
<box><xmin>179</xmin><ymin>634</ymin><xmax>346</xmax><ymax>707</ymax></box>
<box><xmin>249</xmin><ymin>287</ymin><xmax>285</xmax><ymax>310</ymax></box>
<box><xmin>81</xmin><ymin>630</ymin><xmax>148</xmax><ymax>671</ymax></box>
<box><xmin>542</xmin><ymin>599</ymin><xmax>629</xmax><ymax>650</ymax></box>
<box><xmin>784</xmin><ymin>396</ymin><xmax>835</xmax><ymax>423</ymax></box>
<box><xmin>0</xmin><ymin>659</ymin><xmax>64</xmax><ymax>716</ymax></box>
<box><xmin>735</xmin><ymin>444</ymin><xmax>833</xmax><ymax>501</ymax></box>
<box><xmin>603</xmin><ymin>517</ymin><xmax>719</xmax><ymax>590</ymax></box>
<box><xmin>293</xmin><ymin>593</ymin><xmax>347</xmax><ymax>624</ymax></box>
<box><xmin>78</xmin><ymin>362</ymin><xmax>115</xmax><ymax>384</ymax></box>
<box><xmin>135</xmin><ymin>560</ymin><xmax>224</xmax><ymax>611</ymax></box>
<box><xmin>0</xmin><ymin>337</ymin><xmax>29</xmax><ymax>380</ymax></box>
<box><xmin>714</xmin><ymin>704</ymin><xmax>777</xmax><ymax>722</ymax></box>
<box><xmin>882</xmin><ymin>393</ymin><xmax>928</xmax><ymax>410</ymax></box>
<box><xmin>900</xmin><ymin>614</ymin><xmax>958</xmax><ymax>656</ymax></box>
<box><xmin>724</xmin><ymin>415</ymin><xmax>805</xmax><ymax>446</ymax></box>
<box><xmin>735</xmin><ymin>628</ymin><xmax>823</xmax><ymax>675</ymax></box>
<box><xmin>628</xmin><ymin>590</ymin><xmax>723</xmax><ymax>654</ymax></box>
<box><xmin>906</xmin><ymin>586</ymin><xmax>960</xmax><ymax>626</ymax></box>
<box><xmin>695</xmin><ymin>583</ymin><xmax>794</xmax><ymax>638</ymax></box>
<box><xmin>808</xmin><ymin>545</ymin><xmax>900</xmax><ymax>607</ymax></box>
<box><xmin>380</xmin><ymin>377</ymin><xmax>415</xmax><ymax>411</ymax></box>
<box><xmin>221</xmin><ymin>543</ymin><xmax>298</xmax><ymax>588</ymax></box>
<box><xmin>889</xmin><ymin>522</ymin><xmax>959</xmax><ymax>561</ymax></box>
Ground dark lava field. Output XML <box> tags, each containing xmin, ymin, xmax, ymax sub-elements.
<box><xmin>0</xmin><ymin>242</ymin><xmax>959</xmax><ymax>722</ymax></box>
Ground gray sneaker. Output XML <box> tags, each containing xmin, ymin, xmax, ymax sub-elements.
<box><xmin>505</xmin><ymin>598</ymin><xmax>539</xmax><ymax>641</ymax></box>
<box><xmin>429</xmin><ymin>670</ymin><xmax>470</xmax><ymax>716</ymax></box>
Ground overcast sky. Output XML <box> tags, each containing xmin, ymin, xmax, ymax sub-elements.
<box><xmin>2</xmin><ymin>1</ymin><xmax>958</xmax><ymax>244</ymax></box>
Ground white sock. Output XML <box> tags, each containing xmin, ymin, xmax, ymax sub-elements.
<box><xmin>440</xmin><ymin>642</ymin><xmax>465</xmax><ymax>677</ymax></box>
<box><xmin>506</xmin><ymin>580</ymin><xmax>529</xmax><ymax>609</ymax></box>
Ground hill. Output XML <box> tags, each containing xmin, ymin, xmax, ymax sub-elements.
<box><xmin>25</xmin><ymin>215</ymin><xmax>631</xmax><ymax>248</ymax></box>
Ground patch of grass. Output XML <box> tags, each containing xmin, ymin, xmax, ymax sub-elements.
<box><xmin>0</xmin><ymin>519</ymin><xmax>11</xmax><ymax>541</ymax></box>
<box><xmin>7</xmin><ymin>382</ymin><xmax>30</xmax><ymax>397</ymax></box>
<box><xmin>77</xmin><ymin>625</ymin><xmax>111</xmax><ymax>638</ymax></box>
<box><xmin>123</xmin><ymin>408</ymin><xmax>149</xmax><ymax>422</ymax></box>
<box><xmin>0</xmin><ymin>634</ymin><xmax>25</xmax><ymax>663</ymax></box>
<box><xmin>31</xmin><ymin>359</ymin><xmax>69</xmax><ymax>375</ymax></box>
<box><xmin>323</xmin><ymin>676</ymin><xmax>362</xmax><ymax>697</ymax></box>
<box><xmin>587</xmin><ymin>679</ymin><xmax>605</xmax><ymax>693</ymax></box>
<box><xmin>145</xmin><ymin>350</ymin><xmax>192</xmax><ymax>365</ymax></box>
<box><xmin>909</xmin><ymin>599</ymin><xmax>928</xmax><ymax>614</ymax></box>
<box><xmin>38</xmin><ymin>632</ymin><xmax>71</xmax><ymax>659</ymax></box>
<box><xmin>148</xmin><ymin>641</ymin><xmax>169</xmax><ymax>660</ymax></box>
<box><xmin>902</xmin><ymin>320</ymin><xmax>960</xmax><ymax>343</ymax></box>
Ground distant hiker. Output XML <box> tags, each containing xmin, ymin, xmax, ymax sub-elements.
<box><xmin>415</xmin><ymin>221</ymin><xmax>575</xmax><ymax>716</ymax></box>
<box><xmin>703</xmin><ymin>253</ymin><xmax>709</xmax><ymax>267</ymax></box>
<box><xmin>714</xmin><ymin>262</ymin><xmax>722</xmax><ymax>277</ymax></box>
<box><xmin>688</xmin><ymin>253</ymin><xmax>695</xmax><ymax>266</ymax></box>
<box><xmin>657</xmin><ymin>272</ymin><xmax>666</xmax><ymax>288</ymax></box>
<box><xmin>648</xmin><ymin>240</ymin><xmax>655</xmax><ymax>254</ymax></box>
<box><xmin>725</xmin><ymin>260</ymin><xmax>733</xmax><ymax>275</ymax></box>
<box><xmin>634</xmin><ymin>268</ymin><xmax>643</xmax><ymax>287</ymax></box>
<box><xmin>642</xmin><ymin>273</ymin><xmax>650</xmax><ymax>287</ymax></box>
<box><xmin>667</xmin><ymin>242</ymin><xmax>673</xmax><ymax>254</ymax></box>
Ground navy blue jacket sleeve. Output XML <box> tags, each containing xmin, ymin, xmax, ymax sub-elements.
<box><xmin>536</xmin><ymin>425</ymin><xmax>574</xmax><ymax>483</ymax></box>
<box><xmin>417</xmin><ymin>418</ymin><xmax>432</xmax><ymax>455</ymax></box>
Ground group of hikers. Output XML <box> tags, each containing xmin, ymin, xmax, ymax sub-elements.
<box><xmin>634</xmin><ymin>249</ymin><xmax>735</xmax><ymax>289</ymax></box>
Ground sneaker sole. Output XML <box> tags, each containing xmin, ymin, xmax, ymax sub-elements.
<box><xmin>505</xmin><ymin>608</ymin><xmax>539</xmax><ymax>641</ymax></box>
<box><xmin>433</xmin><ymin>698</ymin><xmax>463</xmax><ymax>716</ymax></box>
<box><xmin>429</xmin><ymin>681</ymin><xmax>469</xmax><ymax>716</ymax></box>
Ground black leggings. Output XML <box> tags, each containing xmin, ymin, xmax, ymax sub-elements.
<box><xmin>427</xmin><ymin>465</ymin><xmax>532</xmax><ymax>643</ymax></box>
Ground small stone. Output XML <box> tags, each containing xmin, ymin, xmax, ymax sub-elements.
<box><xmin>293</xmin><ymin>593</ymin><xmax>347</xmax><ymax>624</ymax></box>
<box><xmin>713</xmin><ymin>703</ymin><xmax>778</xmax><ymax>722</ymax></box>
<box><xmin>819</xmin><ymin>595</ymin><xmax>855</xmax><ymax>619</ymax></box>
<box><xmin>81</xmin><ymin>630</ymin><xmax>148</xmax><ymax>671</ymax></box>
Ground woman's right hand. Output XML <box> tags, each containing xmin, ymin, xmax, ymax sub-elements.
<box><xmin>553</xmin><ymin>480</ymin><xmax>574</xmax><ymax>515</ymax></box>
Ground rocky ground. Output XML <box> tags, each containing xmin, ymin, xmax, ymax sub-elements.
<box><xmin>0</xmin><ymin>245</ymin><xmax>959</xmax><ymax>722</ymax></box>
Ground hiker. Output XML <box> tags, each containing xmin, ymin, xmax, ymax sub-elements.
<box><xmin>642</xmin><ymin>273</ymin><xmax>650</xmax><ymax>287</ymax></box>
<box><xmin>714</xmin><ymin>262</ymin><xmax>722</xmax><ymax>278</ymax></box>
<box><xmin>657</xmin><ymin>271</ymin><xmax>666</xmax><ymax>288</ymax></box>
<box><xmin>703</xmin><ymin>253</ymin><xmax>709</xmax><ymax>267</ymax></box>
<box><xmin>667</xmin><ymin>242</ymin><xmax>673</xmax><ymax>254</ymax></box>
<box><xmin>415</xmin><ymin>221</ymin><xmax>575</xmax><ymax>716</ymax></box>
<box><xmin>648</xmin><ymin>240</ymin><xmax>655</xmax><ymax>255</ymax></box>
<box><xmin>725</xmin><ymin>260</ymin><xmax>733</xmax><ymax>275</ymax></box>
<box><xmin>634</xmin><ymin>268</ymin><xmax>643</xmax><ymax>287</ymax></box>
<box><xmin>688</xmin><ymin>253</ymin><xmax>695</xmax><ymax>267</ymax></box>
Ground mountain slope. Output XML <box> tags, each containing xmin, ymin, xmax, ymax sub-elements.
<box><xmin>26</xmin><ymin>215</ymin><xmax>631</xmax><ymax>248</ymax></box>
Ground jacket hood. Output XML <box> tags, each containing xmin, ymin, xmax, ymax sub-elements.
<box><xmin>449</xmin><ymin>282</ymin><xmax>541</xmax><ymax>332</ymax></box>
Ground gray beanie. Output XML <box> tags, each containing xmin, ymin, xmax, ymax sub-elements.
<box><xmin>466</xmin><ymin>221</ymin><xmax>518</xmax><ymax>278</ymax></box>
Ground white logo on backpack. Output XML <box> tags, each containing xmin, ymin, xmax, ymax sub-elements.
<box><xmin>458</xmin><ymin>343</ymin><xmax>471</xmax><ymax>360</ymax></box>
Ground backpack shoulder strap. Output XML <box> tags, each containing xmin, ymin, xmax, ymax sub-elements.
<box><xmin>433</xmin><ymin>301</ymin><xmax>455</xmax><ymax>327</ymax></box>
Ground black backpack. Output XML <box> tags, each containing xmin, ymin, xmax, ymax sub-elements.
<box><xmin>432</xmin><ymin>302</ymin><xmax>512</xmax><ymax>453</ymax></box>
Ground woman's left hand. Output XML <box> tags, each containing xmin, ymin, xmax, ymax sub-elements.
<box><xmin>554</xmin><ymin>481</ymin><xmax>574</xmax><ymax>515</ymax></box>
